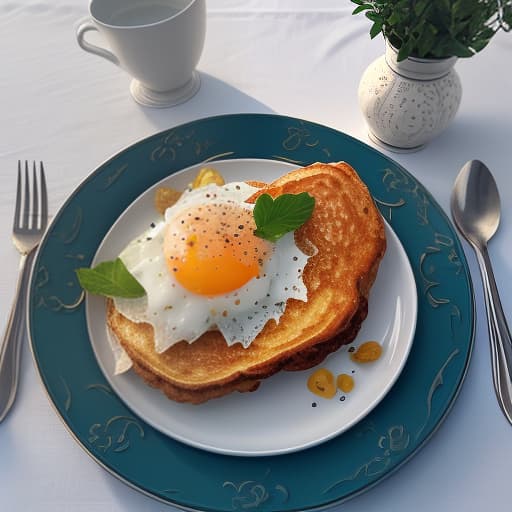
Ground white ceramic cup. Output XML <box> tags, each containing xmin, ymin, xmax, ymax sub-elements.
<box><xmin>76</xmin><ymin>0</ymin><xmax>206</xmax><ymax>107</ymax></box>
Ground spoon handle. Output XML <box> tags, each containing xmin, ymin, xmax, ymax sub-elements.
<box><xmin>475</xmin><ymin>244</ymin><xmax>512</xmax><ymax>425</ymax></box>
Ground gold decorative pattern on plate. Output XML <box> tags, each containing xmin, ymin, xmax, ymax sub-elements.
<box><xmin>52</xmin><ymin>207</ymin><xmax>83</xmax><ymax>245</ymax></box>
<box><xmin>281</xmin><ymin>121</ymin><xmax>331</xmax><ymax>157</ymax></box>
<box><xmin>100</xmin><ymin>164</ymin><xmax>129</xmax><ymax>190</ymax></box>
<box><xmin>59</xmin><ymin>376</ymin><xmax>72</xmax><ymax>412</ymax></box>
<box><xmin>88</xmin><ymin>415</ymin><xmax>145</xmax><ymax>453</ymax></box>
<box><xmin>64</xmin><ymin>253</ymin><xmax>86</xmax><ymax>262</ymax></box>
<box><xmin>223</xmin><ymin>469</ymin><xmax>289</xmax><ymax>510</ymax></box>
<box><xmin>399</xmin><ymin>206</ymin><xmax>465</xmax><ymax>443</ymax></box>
<box><xmin>373</xmin><ymin>197</ymin><xmax>406</xmax><ymax>221</ymax></box>
<box><xmin>34</xmin><ymin>265</ymin><xmax>85</xmax><ymax>311</ymax></box>
<box><xmin>34</xmin><ymin>196</ymin><xmax>87</xmax><ymax>313</ymax></box>
<box><xmin>202</xmin><ymin>152</ymin><xmax>235</xmax><ymax>163</ymax></box>
<box><xmin>419</xmin><ymin>233</ymin><xmax>462</xmax><ymax>308</ymax></box>
<box><xmin>85</xmin><ymin>384</ymin><xmax>145</xmax><ymax>453</ymax></box>
<box><xmin>150</xmin><ymin>129</ymin><xmax>214</xmax><ymax>162</ymax></box>
<box><xmin>380</xmin><ymin>167</ymin><xmax>429</xmax><ymax>225</ymax></box>
<box><xmin>86</xmin><ymin>383</ymin><xmax>114</xmax><ymax>396</ymax></box>
<box><xmin>450</xmin><ymin>305</ymin><xmax>462</xmax><ymax>339</ymax></box>
<box><xmin>323</xmin><ymin>424</ymin><xmax>410</xmax><ymax>494</ymax></box>
<box><xmin>415</xmin><ymin>348</ymin><xmax>460</xmax><ymax>440</ymax></box>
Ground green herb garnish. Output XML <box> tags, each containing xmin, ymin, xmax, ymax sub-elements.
<box><xmin>253</xmin><ymin>192</ymin><xmax>315</xmax><ymax>243</ymax></box>
<box><xmin>75</xmin><ymin>258</ymin><xmax>146</xmax><ymax>298</ymax></box>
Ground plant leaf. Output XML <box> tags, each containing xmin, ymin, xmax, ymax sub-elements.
<box><xmin>447</xmin><ymin>39</ymin><xmax>475</xmax><ymax>57</ymax></box>
<box><xmin>352</xmin><ymin>4</ymin><xmax>373</xmax><ymax>15</ymax></box>
<box><xmin>414</xmin><ymin>0</ymin><xmax>429</xmax><ymax>17</ymax></box>
<box><xmin>253</xmin><ymin>192</ymin><xmax>315</xmax><ymax>243</ymax></box>
<box><xmin>365</xmin><ymin>11</ymin><xmax>381</xmax><ymax>22</ymax></box>
<box><xmin>388</xmin><ymin>10</ymin><xmax>403</xmax><ymax>26</ymax></box>
<box><xmin>397</xmin><ymin>38</ymin><xmax>414</xmax><ymax>61</ymax></box>
<box><xmin>470</xmin><ymin>38</ymin><xmax>491</xmax><ymax>53</ymax></box>
<box><xmin>503</xmin><ymin>8</ymin><xmax>512</xmax><ymax>30</ymax></box>
<box><xmin>370</xmin><ymin>20</ymin><xmax>383</xmax><ymax>38</ymax></box>
<box><xmin>75</xmin><ymin>258</ymin><xmax>146</xmax><ymax>298</ymax></box>
<box><xmin>416</xmin><ymin>23</ymin><xmax>438</xmax><ymax>56</ymax></box>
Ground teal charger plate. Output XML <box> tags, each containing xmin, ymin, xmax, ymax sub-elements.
<box><xmin>28</xmin><ymin>114</ymin><xmax>474</xmax><ymax>511</ymax></box>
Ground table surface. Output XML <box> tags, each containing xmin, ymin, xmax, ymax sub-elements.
<box><xmin>1</xmin><ymin>1</ymin><xmax>511</xmax><ymax>511</ymax></box>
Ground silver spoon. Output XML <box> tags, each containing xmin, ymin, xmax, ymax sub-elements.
<box><xmin>451</xmin><ymin>159</ymin><xmax>512</xmax><ymax>425</ymax></box>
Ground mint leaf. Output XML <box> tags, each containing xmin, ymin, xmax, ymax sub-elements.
<box><xmin>253</xmin><ymin>192</ymin><xmax>315</xmax><ymax>243</ymax></box>
<box><xmin>75</xmin><ymin>258</ymin><xmax>146</xmax><ymax>298</ymax></box>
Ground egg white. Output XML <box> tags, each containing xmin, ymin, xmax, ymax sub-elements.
<box><xmin>113</xmin><ymin>182</ymin><xmax>311</xmax><ymax>354</ymax></box>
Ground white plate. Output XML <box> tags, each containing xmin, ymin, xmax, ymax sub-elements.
<box><xmin>86</xmin><ymin>159</ymin><xmax>417</xmax><ymax>456</ymax></box>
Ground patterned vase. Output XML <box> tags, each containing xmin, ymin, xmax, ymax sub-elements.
<box><xmin>358</xmin><ymin>41</ymin><xmax>462</xmax><ymax>152</ymax></box>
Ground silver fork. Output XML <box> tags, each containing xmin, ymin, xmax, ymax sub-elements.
<box><xmin>0</xmin><ymin>161</ymin><xmax>48</xmax><ymax>423</ymax></box>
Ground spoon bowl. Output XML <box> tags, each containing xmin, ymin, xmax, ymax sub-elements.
<box><xmin>451</xmin><ymin>160</ymin><xmax>501</xmax><ymax>247</ymax></box>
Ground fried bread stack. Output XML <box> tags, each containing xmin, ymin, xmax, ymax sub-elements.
<box><xmin>106</xmin><ymin>162</ymin><xmax>386</xmax><ymax>403</ymax></box>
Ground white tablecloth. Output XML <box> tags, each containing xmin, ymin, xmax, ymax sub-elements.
<box><xmin>1</xmin><ymin>1</ymin><xmax>511</xmax><ymax>510</ymax></box>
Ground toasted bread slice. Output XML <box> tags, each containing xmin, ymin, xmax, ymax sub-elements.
<box><xmin>107</xmin><ymin>162</ymin><xmax>386</xmax><ymax>403</ymax></box>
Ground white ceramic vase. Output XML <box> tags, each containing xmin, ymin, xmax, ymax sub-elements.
<box><xmin>358</xmin><ymin>41</ymin><xmax>463</xmax><ymax>152</ymax></box>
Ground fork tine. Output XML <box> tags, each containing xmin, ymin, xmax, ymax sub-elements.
<box><xmin>32</xmin><ymin>161</ymin><xmax>38</xmax><ymax>230</ymax></box>
<box><xmin>22</xmin><ymin>161</ymin><xmax>30</xmax><ymax>229</ymax></box>
<box><xmin>13</xmin><ymin>161</ymin><xmax>22</xmax><ymax>230</ymax></box>
<box><xmin>40</xmin><ymin>162</ymin><xmax>48</xmax><ymax>230</ymax></box>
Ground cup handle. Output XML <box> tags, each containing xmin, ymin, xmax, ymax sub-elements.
<box><xmin>76</xmin><ymin>19</ymin><xmax>120</xmax><ymax>66</ymax></box>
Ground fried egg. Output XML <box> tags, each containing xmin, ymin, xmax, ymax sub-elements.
<box><xmin>113</xmin><ymin>181</ymin><xmax>311</xmax><ymax>354</ymax></box>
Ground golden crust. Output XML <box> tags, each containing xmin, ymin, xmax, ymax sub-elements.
<box><xmin>107</xmin><ymin>162</ymin><xmax>386</xmax><ymax>404</ymax></box>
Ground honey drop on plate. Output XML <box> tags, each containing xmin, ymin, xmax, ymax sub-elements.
<box><xmin>350</xmin><ymin>341</ymin><xmax>382</xmax><ymax>363</ymax></box>
<box><xmin>307</xmin><ymin>368</ymin><xmax>336</xmax><ymax>399</ymax></box>
<box><xmin>336</xmin><ymin>373</ymin><xmax>354</xmax><ymax>393</ymax></box>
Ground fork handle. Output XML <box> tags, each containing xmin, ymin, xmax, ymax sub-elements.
<box><xmin>0</xmin><ymin>250</ymin><xmax>34</xmax><ymax>423</ymax></box>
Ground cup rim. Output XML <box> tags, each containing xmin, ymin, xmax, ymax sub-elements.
<box><xmin>89</xmin><ymin>0</ymin><xmax>197</xmax><ymax>29</ymax></box>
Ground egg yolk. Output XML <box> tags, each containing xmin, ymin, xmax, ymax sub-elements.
<box><xmin>163</xmin><ymin>202</ymin><xmax>272</xmax><ymax>296</ymax></box>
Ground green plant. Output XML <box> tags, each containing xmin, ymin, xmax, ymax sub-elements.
<box><xmin>352</xmin><ymin>0</ymin><xmax>512</xmax><ymax>60</ymax></box>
